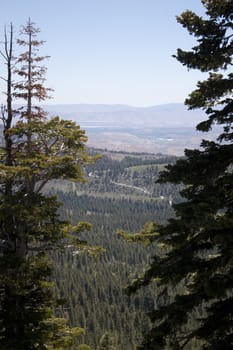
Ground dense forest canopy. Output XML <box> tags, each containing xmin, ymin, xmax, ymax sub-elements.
<box><xmin>49</xmin><ymin>150</ymin><xmax>181</xmax><ymax>349</ymax></box>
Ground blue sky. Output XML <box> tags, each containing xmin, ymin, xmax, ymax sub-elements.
<box><xmin>0</xmin><ymin>0</ymin><xmax>206</xmax><ymax>106</ymax></box>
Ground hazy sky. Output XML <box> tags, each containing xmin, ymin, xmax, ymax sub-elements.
<box><xmin>0</xmin><ymin>0</ymin><xmax>206</xmax><ymax>106</ymax></box>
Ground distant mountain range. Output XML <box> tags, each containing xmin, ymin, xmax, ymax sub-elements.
<box><xmin>43</xmin><ymin>103</ymin><xmax>206</xmax><ymax>129</ymax></box>
<box><xmin>1</xmin><ymin>103</ymin><xmax>214</xmax><ymax>155</ymax></box>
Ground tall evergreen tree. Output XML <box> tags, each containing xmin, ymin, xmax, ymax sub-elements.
<box><xmin>125</xmin><ymin>1</ymin><xmax>233</xmax><ymax>349</ymax></box>
<box><xmin>0</xmin><ymin>20</ymin><xmax>98</xmax><ymax>350</ymax></box>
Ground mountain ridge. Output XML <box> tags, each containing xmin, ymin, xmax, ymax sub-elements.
<box><xmin>43</xmin><ymin>103</ymin><xmax>205</xmax><ymax>128</ymax></box>
<box><xmin>1</xmin><ymin>103</ymin><xmax>211</xmax><ymax>155</ymax></box>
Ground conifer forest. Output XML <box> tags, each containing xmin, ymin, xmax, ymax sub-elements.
<box><xmin>1</xmin><ymin>1</ymin><xmax>233</xmax><ymax>349</ymax></box>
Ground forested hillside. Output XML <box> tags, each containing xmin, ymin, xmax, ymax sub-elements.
<box><xmin>45</xmin><ymin>149</ymin><xmax>181</xmax><ymax>349</ymax></box>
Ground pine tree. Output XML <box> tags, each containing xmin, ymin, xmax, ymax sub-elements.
<box><xmin>98</xmin><ymin>332</ymin><xmax>117</xmax><ymax>350</ymax></box>
<box><xmin>125</xmin><ymin>1</ymin><xmax>233</xmax><ymax>349</ymax></box>
<box><xmin>0</xmin><ymin>20</ymin><xmax>99</xmax><ymax>350</ymax></box>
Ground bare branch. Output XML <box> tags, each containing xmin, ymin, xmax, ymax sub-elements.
<box><xmin>0</xmin><ymin>50</ymin><xmax>7</xmax><ymax>61</ymax></box>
